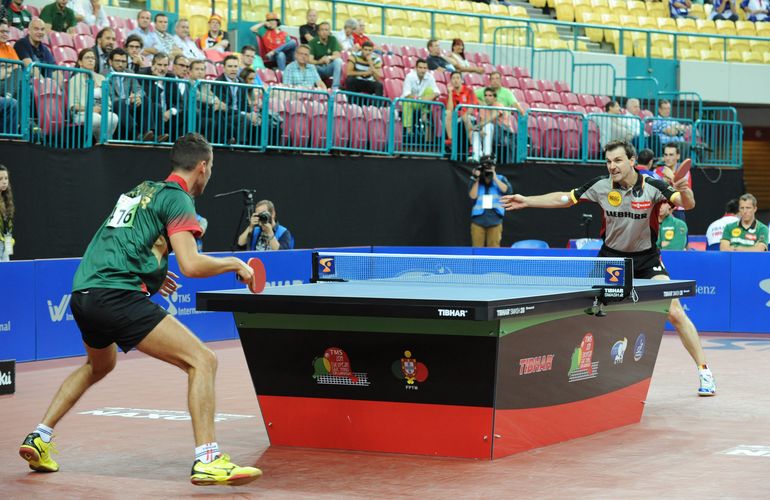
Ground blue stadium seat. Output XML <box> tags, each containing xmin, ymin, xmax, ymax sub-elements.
<box><xmin>511</xmin><ymin>239</ymin><xmax>550</xmax><ymax>249</ymax></box>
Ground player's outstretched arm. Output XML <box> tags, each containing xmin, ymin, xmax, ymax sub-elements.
<box><xmin>672</xmin><ymin>177</ymin><xmax>695</xmax><ymax>210</ymax></box>
<box><xmin>501</xmin><ymin>191</ymin><xmax>574</xmax><ymax>211</ymax></box>
<box><xmin>169</xmin><ymin>231</ymin><xmax>253</xmax><ymax>281</ymax></box>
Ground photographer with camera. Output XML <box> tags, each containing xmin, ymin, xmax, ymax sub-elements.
<box><xmin>236</xmin><ymin>199</ymin><xmax>294</xmax><ymax>251</ymax></box>
<box><xmin>468</xmin><ymin>155</ymin><xmax>511</xmax><ymax>247</ymax></box>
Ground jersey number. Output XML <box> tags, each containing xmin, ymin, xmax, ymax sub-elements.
<box><xmin>107</xmin><ymin>194</ymin><xmax>141</xmax><ymax>228</ymax></box>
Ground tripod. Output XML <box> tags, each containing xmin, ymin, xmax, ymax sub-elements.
<box><xmin>214</xmin><ymin>189</ymin><xmax>258</xmax><ymax>251</ymax></box>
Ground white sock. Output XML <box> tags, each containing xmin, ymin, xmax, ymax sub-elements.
<box><xmin>35</xmin><ymin>423</ymin><xmax>54</xmax><ymax>443</ymax></box>
<box><xmin>195</xmin><ymin>442</ymin><xmax>221</xmax><ymax>464</ymax></box>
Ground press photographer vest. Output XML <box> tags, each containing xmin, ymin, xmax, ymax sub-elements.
<box><xmin>249</xmin><ymin>224</ymin><xmax>289</xmax><ymax>250</ymax></box>
<box><xmin>471</xmin><ymin>179</ymin><xmax>505</xmax><ymax>217</ymax></box>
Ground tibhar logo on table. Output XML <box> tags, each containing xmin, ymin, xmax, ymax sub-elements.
<box><xmin>391</xmin><ymin>350</ymin><xmax>429</xmax><ymax>390</ymax></box>
<box><xmin>568</xmin><ymin>333</ymin><xmax>598</xmax><ymax>382</ymax></box>
<box><xmin>312</xmin><ymin>347</ymin><xmax>370</xmax><ymax>387</ymax></box>
<box><xmin>437</xmin><ymin>308</ymin><xmax>469</xmax><ymax>318</ymax></box>
<box><xmin>47</xmin><ymin>295</ymin><xmax>73</xmax><ymax>322</ymax></box>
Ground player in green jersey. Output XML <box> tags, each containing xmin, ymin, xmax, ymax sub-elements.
<box><xmin>19</xmin><ymin>134</ymin><xmax>262</xmax><ymax>486</ymax></box>
<box><xmin>720</xmin><ymin>193</ymin><xmax>768</xmax><ymax>252</ymax></box>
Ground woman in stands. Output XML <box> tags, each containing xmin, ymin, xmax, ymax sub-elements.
<box><xmin>68</xmin><ymin>48</ymin><xmax>118</xmax><ymax>143</ymax></box>
<box><xmin>0</xmin><ymin>164</ymin><xmax>14</xmax><ymax>261</ymax></box>
<box><xmin>447</xmin><ymin>38</ymin><xmax>484</xmax><ymax>75</ymax></box>
<box><xmin>239</xmin><ymin>67</ymin><xmax>260</xmax><ymax>110</ymax></box>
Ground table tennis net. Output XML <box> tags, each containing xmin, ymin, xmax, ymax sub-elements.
<box><xmin>314</xmin><ymin>252</ymin><xmax>630</xmax><ymax>288</ymax></box>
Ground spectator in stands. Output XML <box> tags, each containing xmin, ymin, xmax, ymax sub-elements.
<box><xmin>669</xmin><ymin>0</ymin><xmax>697</xmax><ymax>19</ymax></box>
<box><xmin>106</xmin><ymin>48</ymin><xmax>148</xmax><ymax>141</ymax></box>
<box><xmin>709</xmin><ymin>0</ymin><xmax>740</xmax><ymax>21</ymax></box>
<box><xmin>215</xmin><ymin>54</ymin><xmax>260</xmax><ymax>144</ymax></box>
<box><xmin>6</xmin><ymin>0</ymin><xmax>33</xmax><ymax>31</ymax></box>
<box><xmin>14</xmin><ymin>18</ymin><xmax>56</xmax><ymax>70</ymax></box>
<box><xmin>0</xmin><ymin>164</ymin><xmax>14</xmax><ymax>261</ymax></box>
<box><xmin>250</xmin><ymin>12</ymin><xmax>296</xmax><ymax>71</ymax></box>
<box><xmin>128</xmin><ymin>10</ymin><xmax>159</xmax><ymax>55</ymax></box>
<box><xmin>720</xmin><ymin>193</ymin><xmax>768</xmax><ymax>251</ymax></box>
<box><xmin>652</xmin><ymin>99</ymin><xmax>688</xmax><ymax>154</ymax></box>
<box><xmin>173</xmin><ymin>18</ymin><xmax>205</xmax><ymax>60</ymax></box>
<box><xmin>595</xmin><ymin>100</ymin><xmax>638</xmax><ymax>148</ymax></box>
<box><xmin>73</xmin><ymin>0</ymin><xmax>108</xmax><ymax>29</ymax></box>
<box><xmin>471</xmin><ymin>88</ymin><xmax>509</xmax><ymax>163</ymax></box>
<box><xmin>468</xmin><ymin>155</ymin><xmax>511</xmax><ymax>247</ymax></box>
<box><xmin>635</xmin><ymin>148</ymin><xmax>664</xmax><ymax>180</ymax></box>
<box><xmin>0</xmin><ymin>93</ymin><xmax>18</xmax><ymax>135</ymax></box>
<box><xmin>337</xmin><ymin>18</ymin><xmax>358</xmax><ymax>52</ymax></box>
<box><xmin>426</xmin><ymin>39</ymin><xmax>455</xmax><ymax>73</ymax></box>
<box><xmin>475</xmin><ymin>71</ymin><xmax>525</xmax><ymax>116</ymax></box>
<box><xmin>238</xmin><ymin>59</ymin><xmax>262</xmax><ymax>85</ymax></box>
<box><xmin>657</xmin><ymin>203</ymin><xmax>688</xmax><ymax>251</ymax></box>
<box><xmin>239</xmin><ymin>44</ymin><xmax>265</xmax><ymax>70</ymax></box>
<box><xmin>0</xmin><ymin>19</ymin><xmax>21</xmax><ymax>99</ymax></box>
<box><xmin>237</xmin><ymin>199</ymin><xmax>294</xmax><ymax>251</ymax></box>
<box><xmin>445</xmin><ymin>70</ymin><xmax>477</xmax><ymax>149</ymax></box>
<box><xmin>353</xmin><ymin>19</ymin><xmax>374</xmax><ymax>50</ymax></box>
<box><xmin>741</xmin><ymin>0</ymin><xmax>770</xmax><ymax>21</ymax></box>
<box><xmin>401</xmin><ymin>58</ymin><xmax>440</xmax><ymax>145</ymax></box>
<box><xmin>139</xmin><ymin>52</ymin><xmax>173</xmax><ymax>143</ymax></box>
<box><xmin>92</xmin><ymin>27</ymin><xmax>115</xmax><ymax>75</ymax></box>
<box><xmin>706</xmin><ymin>198</ymin><xmax>739</xmax><ymax>249</ymax></box>
<box><xmin>657</xmin><ymin>143</ymin><xmax>689</xmax><ymax>222</ymax></box>
<box><xmin>239</xmin><ymin>66</ymin><xmax>259</xmax><ymax>106</ymax></box>
<box><xmin>40</xmin><ymin>0</ymin><xmax>77</xmax><ymax>33</ymax></box>
<box><xmin>152</xmin><ymin>13</ymin><xmax>179</xmax><ymax>57</ymax></box>
<box><xmin>69</xmin><ymin>48</ymin><xmax>118</xmax><ymax>142</ymax></box>
<box><xmin>189</xmin><ymin>59</ymin><xmax>227</xmax><ymax>141</ymax></box>
<box><xmin>124</xmin><ymin>34</ymin><xmax>146</xmax><ymax>73</ymax></box>
<box><xmin>344</xmin><ymin>40</ymin><xmax>383</xmax><ymax>96</ymax></box>
<box><xmin>447</xmin><ymin>39</ymin><xmax>484</xmax><ymax>74</ymax></box>
<box><xmin>283</xmin><ymin>43</ymin><xmax>326</xmax><ymax>89</ymax></box>
<box><xmin>195</xmin><ymin>13</ymin><xmax>229</xmax><ymax>53</ymax></box>
<box><xmin>165</xmin><ymin>54</ymin><xmax>190</xmax><ymax>139</ymax></box>
<box><xmin>299</xmin><ymin>9</ymin><xmax>318</xmax><ymax>45</ymax></box>
<box><xmin>308</xmin><ymin>22</ymin><xmax>343</xmax><ymax>90</ymax></box>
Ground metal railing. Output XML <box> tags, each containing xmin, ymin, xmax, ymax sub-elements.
<box><xmin>694</xmin><ymin>119</ymin><xmax>743</xmax><ymax>167</ymax></box>
<box><xmin>190</xmin><ymin>78</ymin><xmax>265</xmax><ymax>149</ymax></box>
<box><xmin>450</xmin><ymin>103</ymin><xmax>520</xmax><ymax>163</ymax></box>
<box><xmin>0</xmin><ymin>59</ymin><xmax>26</xmax><ymax>141</ymax></box>
<box><xmin>392</xmin><ymin>97</ymin><xmax>445</xmax><ymax>157</ymax></box>
<box><xmin>586</xmin><ymin>112</ymin><xmax>643</xmax><ymax>162</ymax></box>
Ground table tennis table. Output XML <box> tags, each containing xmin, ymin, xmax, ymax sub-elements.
<box><xmin>197</xmin><ymin>252</ymin><xmax>695</xmax><ymax>459</ymax></box>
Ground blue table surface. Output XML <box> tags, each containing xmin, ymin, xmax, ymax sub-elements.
<box><xmin>203</xmin><ymin>279</ymin><xmax>689</xmax><ymax>303</ymax></box>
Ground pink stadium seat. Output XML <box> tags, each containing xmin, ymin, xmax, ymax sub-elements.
<box><xmin>204</xmin><ymin>61</ymin><xmax>217</xmax><ymax>79</ymax></box>
<box><xmin>537</xmin><ymin>115</ymin><xmax>561</xmax><ymax>157</ymax></box>
<box><xmin>416</xmin><ymin>47</ymin><xmax>428</xmax><ymax>59</ymax></box>
<box><xmin>495</xmin><ymin>65</ymin><xmax>514</xmax><ymax>77</ymax></box>
<box><xmin>537</xmin><ymin>80</ymin><xmax>555</xmax><ymax>93</ymax></box>
<box><xmin>73</xmin><ymin>23</ymin><xmax>91</xmax><ymax>36</ymax></box>
<box><xmin>559</xmin><ymin>116</ymin><xmax>582</xmax><ymax>159</ymax></box>
<box><xmin>519</xmin><ymin>77</ymin><xmax>538</xmax><ymax>91</ymax></box>
<box><xmin>73</xmin><ymin>34</ymin><xmax>95</xmax><ymax>51</ymax></box>
<box><xmin>561</xmin><ymin>92</ymin><xmax>579</xmax><ymax>106</ymax></box>
<box><xmin>381</xmin><ymin>43</ymin><xmax>395</xmax><ymax>54</ymax></box>
<box><xmin>513</xmin><ymin>66</ymin><xmax>530</xmax><ymax>78</ymax></box>
<box><xmin>344</xmin><ymin>104</ymin><xmax>368</xmax><ymax>150</ymax></box>
<box><xmin>364</xmin><ymin>106</ymin><xmax>388</xmax><ymax>152</ymax></box>
<box><xmin>33</xmin><ymin>78</ymin><xmax>65</xmax><ymax>136</ymax></box>
<box><xmin>382</xmin><ymin>66</ymin><xmax>405</xmax><ymax>80</ymax></box>
<box><xmin>384</xmin><ymin>79</ymin><xmax>403</xmax><ymax>100</ymax></box>
<box><xmin>401</xmin><ymin>46</ymin><xmax>417</xmax><ymax>58</ymax></box>
<box><xmin>48</xmin><ymin>32</ymin><xmax>74</xmax><ymax>48</ymax></box>
<box><xmin>586</xmin><ymin>105</ymin><xmax>603</xmax><ymax>114</ymax></box>
<box><xmin>586</xmin><ymin>120</ymin><xmax>600</xmax><ymax>157</ymax></box>
<box><xmin>595</xmin><ymin>95</ymin><xmax>611</xmax><ymax>109</ymax></box>
<box><xmin>125</xmin><ymin>19</ymin><xmax>138</xmax><ymax>31</ymax></box>
<box><xmin>544</xmin><ymin>91</ymin><xmax>562</xmax><ymax>105</ymax></box>
<box><xmin>502</xmin><ymin>76</ymin><xmax>519</xmax><ymax>89</ymax></box>
<box><xmin>280</xmin><ymin>100</ymin><xmax>309</xmax><ymax>148</ymax></box>
<box><xmin>331</xmin><ymin>103</ymin><xmax>351</xmax><ymax>148</ymax></box>
<box><xmin>464</xmin><ymin>73</ymin><xmax>484</xmax><ymax>87</ymax></box>
<box><xmin>274</xmin><ymin>69</ymin><xmax>282</xmax><ymax>83</ymax></box>
<box><xmin>257</xmin><ymin>69</ymin><xmax>278</xmax><ymax>85</ymax></box>
<box><xmin>8</xmin><ymin>26</ymin><xmax>23</xmax><ymax>42</ymax></box>
<box><xmin>577</xmin><ymin>94</ymin><xmax>596</xmax><ymax>107</ymax></box>
<box><xmin>52</xmin><ymin>46</ymin><xmax>78</xmax><ymax>65</ymax></box>
<box><xmin>554</xmin><ymin>80</ymin><xmax>570</xmax><ymax>93</ymax></box>
<box><xmin>474</xmin><ymin>52</ymin><xmax>491</xmax><ymax>65</ymax></box>
<box><xmin>481</xmin><ymin>63</ymin><xmax>495</xmax><ymax>74</ymax></box>
<box><xmin>567</xmin><ymin>104</ymin><xmax>587</xmax><ymax>114</ymax></box>
<box><xmin>513</xmin><ymin>88</ymin><xmax>526</xmax><ymax>104</ymax></box>
<box><xmin>307</xmin><ymin>101</ymin><xmax>329</xmax><ymax>149</ymax></box>
<box><xmin>551</xmin><ymin>103</ymin><xmax>568</xmax><ymax>112</ymax></box>
<box><xmin>26</xmin><ymin>5</ymin><xmax>39</xmax><ymax>16</ymax></box>
<box><xmin>432</xmin><ymin>70</ymin><xmax>448</xmax><ymax>84</ymax></box>
<box><xmin>108</xmin><ymin>16</ymin><xmax>126</xmax><ymax>30</ymax></box>
<box><xmin>382</xmin><ymin>54</ymin><xmax>404</xmax><ymax>68</ymax></box>
<box><xmin>403</xmin><ymin>56</ymin><xmax>418</xmax><ymax>70</ymax></box>
<box><xmin>524</xmin><ymin>89</ymin><xmax>544</xmax><ymax>103</ymax></box>
<box><xmin>436</xmin><ymin>81</ymin><xmax>447</xmax><ymax>99</ymax></box>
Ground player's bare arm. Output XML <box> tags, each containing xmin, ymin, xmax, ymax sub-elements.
<box><xmin>500</xmin><ymin>191</ymin><xmax>574</xmax><ymax>211</ymax></box>
<box><xmin>671</xmin><ymin>177</ymin><xmax>695</xmax><ymax>210</ymax></box>
<box><xmin>170</xmin><ymin>231</ymin><xmax>253</xmax><ymax>282</ymax></box>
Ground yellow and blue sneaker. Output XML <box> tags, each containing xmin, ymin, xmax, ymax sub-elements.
<box><xmin>19</xmin><ymin>433</ymin><xmax>59</xmax><ymax>472</ymax></box>
<box><xmin>190</xmin><ymin>453</ymin><xmax>262</xmax><ymax>486</ymax></box>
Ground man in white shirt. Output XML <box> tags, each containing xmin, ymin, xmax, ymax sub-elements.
<box><xmin>400</xmin><ymin>58</ymin><xmax>440</xmax><ymax>145</ymax></box>
<box><xmin>73</xmin><ymin>0</ymin><xmax>108</xmax><ymax>28</ymax></box>
<box><xmin>336</xmin><ymin>18</ymin><xmax>358</xmax><ymax>52</ymax></box>
<box><xmin>706</xmin><ymin>199</ymin><xmax>739</xmax><ymax>249</ymax></box>
<box><xmin>173</xmin><ymin>18</ymin><xmax>205</xmax><ymax>60</ymax></box>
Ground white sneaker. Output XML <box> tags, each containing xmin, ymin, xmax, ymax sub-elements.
<box><xmin>698</xmin><ymin>368</ymin><xmax>716</xmax><ymax>397</ymax></box>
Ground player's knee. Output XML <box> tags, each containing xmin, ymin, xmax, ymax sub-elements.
<box><xmin>192</xmin><ymin>346</ymin><xmax>217</xmax><ymax>373</ymax></box>
<box><xmin>667</xmin><ymin>300</ymin><xmax>685</xmax><ymax>325</ymax></box>
<box><xmin>89</xmin><ymin>356</ymin><xmax>116</xmax><ymax>381</ymax></box>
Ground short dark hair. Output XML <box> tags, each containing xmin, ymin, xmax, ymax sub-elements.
<box><xmin>96</xmin><ymin>27</ymin><xmax>114</xmax><ymax>41</ymax></box>
<box><xmin>0</xmin><ymin>19</ymin><xmax>9</xmax><ymax>28</ymax></box>
<box><xmin>173</xmin><ymin>54</ymin><xmax>189</xmax><ymax>64</ymax></box>
<box><xmin>415</xmin><ymin>58</ymin><xmax>428</xmax><ymax>68</ymax></box>
<box><xmin>725</xmin><ymin>198</ymin><xmax>739</xmax><ymax>213</ymax></box>
<box><xmin>318</xmin><ymin>21</ymin><xmax>330</xmax><ymax>29</ymax></box>
<box><xmin>152</xmin><ymin>52</ymin><xmax>168</xmax><ymax>64</ymax></box>
<box><xmin>484</xmin><ymin>87</ymin><xmax>496</xmax><ymax>97</ymax></box>
<box><xmin>361</xmin><ymin>40</ymin><xmax>374</xmax><ymax>49</ymax></box>
<box><xmin>190</xmin><ymin>59</ymin><xmax>206</xmax><ymax>70</ymax></box>
<box><xmin>125</xmin><ymin>34</ymin><xmax>143</xmax><ymax>48</ymax></box>
<box><xmin>241</xmin><ymin>44</ymin><xmax>257</xmax><ymax>55</ymax></box>
<box><xmin>109</xmin><ymin>47</ymin><xmax>127</xmax><ymax>60</ymax></box>
<box><xmin>255</xmin><ymin>199</ymin><xmax>275</xmax><ymax>216</ymax></box>
<box><xmin>636</xmin><ymin>148</ymin><xmax>655</xmax><ymax>167</ymax></box>
<box><xmin>450</xmin><ymin>71</ymin><xmax>462</xmax><ymax>80</ymax></box>
<box><xmin>223</xmin><ymin>54</ymin><xmax>239</xmax><ymax>65</ymax></box>
<box><xmin>171</xmin><ymin>133</ymin><xmax>212</xmax><ymax>172</ymax></box>
<box><xmin>658</xmin><ymin>98</ymin><xmax>670</xmax><ymax>108</ymax></box>
<box><xmin>154</xmin><ymin>13</ymin><xmax>167</xmax><ymax>22</ymax></box>
<box><xmin>604</xmin><ymin>100</ymin><xmax>618</xmax><ymax>112</ymax></box>
<box><xmin>489</xmin><ymin>71</ymin><xmax>501</xmax><ymax>79</ymax></box>
<box><xmin>603</xmin><ymin>139</ymin><xmax>636</xmax><ymax>160</ymax></box>
<box><xmin>663</xmin><ymin>143</ymin><xmax>680</xmax><ymax>155</ymax></box>
<box><xmin>239</xmin><ymin>67</ymin><xmax>255</xmax><ymax>81</ymax></box>
<box><xmin>427</xmin><ymin>39</ymin><xmax>437</xmax><ymax>49</ymax></box>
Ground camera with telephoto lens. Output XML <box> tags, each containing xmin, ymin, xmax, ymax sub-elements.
<box><xmin>257</xmin><ymin>211</ymin><xmax>272</xmax><ymax>225</ymax></box>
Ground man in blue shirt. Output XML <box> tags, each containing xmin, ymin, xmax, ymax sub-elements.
<box><xmin>13</xmin><ymin>18</ymin><xmax>55</xmax><ymax>69</ymax></box>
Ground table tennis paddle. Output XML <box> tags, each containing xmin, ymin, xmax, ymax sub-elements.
<box><xmin>245</xmin><ymin>257</ymin><xmax>266</xmax><ymax>294</ymax></box>
<box><xmin>673</xmin><ymin>158</ymin><xmax>691</xmax><ymax>182</ymax></box>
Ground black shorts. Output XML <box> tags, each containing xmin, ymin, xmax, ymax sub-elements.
<box><xmin>70</xmin><ymin>288</ymin><xmax>169</xmax><ymax>353</ymax></box>
<box><xmin>598</xmin><ymin>246</ymin><xmax>669</xmax><ymax>280</ymax></box>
